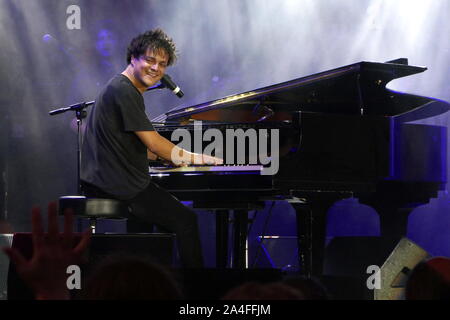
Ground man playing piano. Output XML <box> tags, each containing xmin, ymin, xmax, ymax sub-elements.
<box><xmin>80</xmin><ymin>29</ymin><xmax>222</xmax><ymax>268</ymax></box>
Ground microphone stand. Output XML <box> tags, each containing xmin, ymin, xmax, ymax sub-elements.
<box><xmin>48</xmin><ymin>81</ymin><xmax>167</xmax><ymax>195</ymax></box>
<box><xmin>49</xmin><ymin>101</ymin><xmax>94</xmax><ymax>195</ymax></box>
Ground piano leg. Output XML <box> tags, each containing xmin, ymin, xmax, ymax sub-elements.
<box><xmin>291</xmin><ymin>201</ymin><xmax>328</xmax><ymax>277</ymax></box>
<box><xmin>290</xmin><ymin>192</ymin><xmax>353</xmax><ymax>277</ymax></box>
<box><xmin>206</xmin><ymin>202</ymin><xmax>263</xmax><ymax>269</ymax></box>
<box><xmin>358</xmin><ymin>182</ymin><xmax>435</xmax><ymax>240</ymax></box>
<box><xmin>290</xmin><ymin>202</ymin><xmax>312</xmax><ymax>276</ymax></box>
<box><xmin>371</xmin><ymin>205</ymin><xmax>412</xmax><ymax>238</ymax></box>
<box><xmin>215</xmin><ymin>210</ymin><xmax>229</xmax><ymax>268</ymax></box>
<box><xmin>232</xmin><ymin>210</ymin><xmax>248</xmax><ymax>269</ymax></box>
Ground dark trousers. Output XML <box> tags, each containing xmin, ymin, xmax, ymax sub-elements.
<box><xmin>81</xmin><ymin>181</ymin><xmax>204</xmax><ymax>268</ymax></box>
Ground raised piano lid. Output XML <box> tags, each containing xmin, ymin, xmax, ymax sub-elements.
<box><xmin>161</xmin><ymin>58</ymin><xmax>449</xmax><ymax>123</ymax></box>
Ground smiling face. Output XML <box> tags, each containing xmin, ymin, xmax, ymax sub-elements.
<box><xmin>130</xmin><ymin>47</ymin><xmax>169</xmax><ymax>91</ymax></box>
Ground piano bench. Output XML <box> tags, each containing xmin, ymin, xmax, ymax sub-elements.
<box><xmin>58</xmin><ymin>196</ymin><xmax>129</xmax><ymax>234</ymax></box>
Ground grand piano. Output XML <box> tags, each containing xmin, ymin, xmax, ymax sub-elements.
<box><xmin>149</xmin><ymin>58</ymin><xmax>449</xmax><ymax>275</ymax></box>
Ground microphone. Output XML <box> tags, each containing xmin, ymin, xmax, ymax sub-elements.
<box><xmin>160</xmin><ymin>74</ymin><xmax>184</xmax><ymax>98</ymax></box>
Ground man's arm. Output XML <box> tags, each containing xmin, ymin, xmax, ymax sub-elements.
<box><xmin>136</xmin><ymin>130</ymin><xmax>189</xmax><ymax>163</ymax></box>
<box><xmin>135</xmin><ymin>130</ymin><xmax>222</xmax><ymax>165</ymax></box>
<box><xmin>147</xmin><ymin>149</ymin><xmax>158</xmax><ymax>160</ymax></box>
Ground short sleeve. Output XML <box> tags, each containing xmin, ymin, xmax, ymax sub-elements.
<box><xmin>113</xmin><ymin>82</ymin><xmax>155</xmax><ymax>132</ymax></box>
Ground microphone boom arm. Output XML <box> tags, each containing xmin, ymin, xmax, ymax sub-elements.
<box><xmin>49</xmin><ymin>100</ymin><xmax>95</xmax><ymax>116</ymax></box>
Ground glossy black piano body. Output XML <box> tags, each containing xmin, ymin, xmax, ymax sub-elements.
<box><xmin>150</xmin><ymin>59</ymin><xmax>449</xmax><ymax>273</ymax></box>
<box><xmin>149</xmin><ymin>165</ymin><xmax>273</xmax><ymax>205</ymax></box>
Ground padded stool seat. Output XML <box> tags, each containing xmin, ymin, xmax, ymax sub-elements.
<box><xmin>59</xmin><ymin>196</ymin><xmax>129</xmax><ymax>233</ymax></box>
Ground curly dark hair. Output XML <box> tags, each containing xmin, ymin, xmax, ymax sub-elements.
<box><xmin>126</xmin><ymin>28</ymin><xmax>178</xmax><ymax>66</ymax></box>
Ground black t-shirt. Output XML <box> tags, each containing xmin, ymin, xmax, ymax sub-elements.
<box><xmin>81</xmin><ymin>74</ymin><xmax>154</xmax><ymax>199</ymax></box>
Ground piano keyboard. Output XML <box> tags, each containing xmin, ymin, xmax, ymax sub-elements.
<box><xmin>149</xmin><ymin>165</ymin><xmax>263</xmax><ymax>174</ymax></box>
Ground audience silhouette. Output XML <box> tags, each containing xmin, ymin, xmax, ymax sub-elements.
<box><xmin>7</xmin><ymin>202</ymin><xmax>450</xmax><ymax>301</ymax></box>
<box><xmin>405</xmin><ymin>256</ymin><xmax>450</xmax><ymax>300</ymax></box>
<box><xmin>221</xmin><ymin>281</ymin><xmax>304</xmax><ymax>300</ymax></box>
<box><xmin>3</xmin><ymin>202</ymin><xmax>90</xmax><ymax>300</ymax></box>
<box><xmin>81</xmin><ymin>255</ymin><xmax>183</xmax><ymax>300</ymax></box>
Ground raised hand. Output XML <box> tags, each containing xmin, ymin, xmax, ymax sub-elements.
<box><xmin>3</xmin><ymin>202</ymin><xmax>91</xmax><ymax>300</ymax></box>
